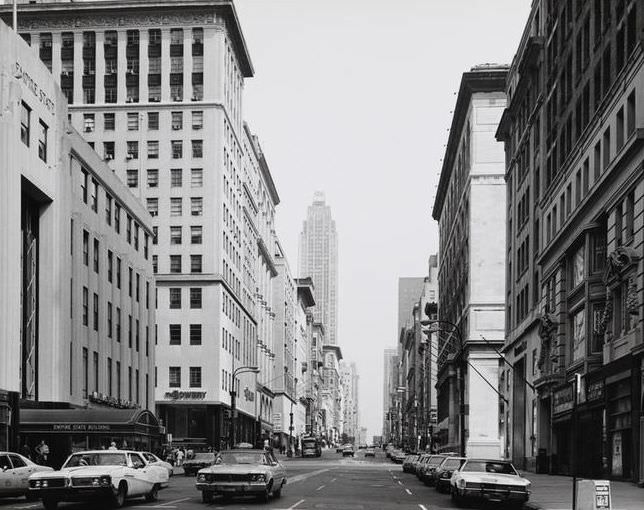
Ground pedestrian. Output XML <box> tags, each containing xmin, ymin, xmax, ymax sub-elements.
<box><xmin>35</xmin><ymin>441</ymin><xmax>50</xmax><ymax>465</ymax></box>
<box><xmin>108</xmin><ymin>442</ymin><xmax>117</xmax><ymax>450</ymax></box>
<box><xmin>20</xmin><ymin>444</ymin><xmax>32</xmax><ymax>460</ymax></box>
<box><xmin>176</xmin><ymin>448</ymin><xmax>184</xmax><ymax>467</ymax></box>
<box><xmin>187</xmin><ymin>448</ymin><xmax>194</xmax><ymax>460</ymax></box>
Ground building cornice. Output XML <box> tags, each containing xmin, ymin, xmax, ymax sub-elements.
<box><xmin>257</xmin><ymin>238</ymin><xmax>278</xmax><ymax>277</ymax></box>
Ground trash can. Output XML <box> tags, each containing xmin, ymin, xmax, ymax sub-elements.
<box><xmin>577</xmin><ymin>479</ymin><xmax>611</xmax><ymax>510</ymax></box>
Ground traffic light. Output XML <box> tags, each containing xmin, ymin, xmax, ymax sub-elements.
<box><xmin>424</xmin><ymin>301</ymin><xmax>438</xmax><ymax>319</ymax></box>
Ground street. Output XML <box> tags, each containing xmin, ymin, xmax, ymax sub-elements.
<box><xmin>0</xmin><ymin>450</ymin><xmax>478</xmax><ymax>510</ymax></box>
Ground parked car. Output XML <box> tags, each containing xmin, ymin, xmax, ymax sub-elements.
<box><xmin>415</xmin><ymin>454</ymin><xmax>432</xmax><ymax>476</ymax></box>
<box><xmin>385</xmin><ymin>444</ymin><xmax>395</xmax><ymax>458</ymax></box>
<box><xmin>183</xmin><ymin>452</ymin><xmax>217</xmax><ymax>476</ymax></box>
<box><xmin>434</xmin><ymin>456</ymin><xmax>466</xmax><ymax>493</ymax></box>
<box><xmin>0</xmin><ymin>452</ymin><xmax>53</xmax><ymax>500</ymax></box>
<box><xmin>28</xmin><ymin>450</ymin><xmax>168</xmax><ymax>510</ymax></box>
<box><xmin>419</xmin><ymin>454</ymin><xmax>451</xmax><ymax>485</ymax></box>
<box><xmin>342</xmin><ymin>445</ymin><xmax>355</xmax><ymax>457</ymax></box>
<box><xmin>402</xmin><ymin>454</ymin><xmax>420</xmax><ymax>473</ymax></box>
<box><xmin>391</xmin><ymin>450</ymin><xmax>406</xmax><ymax>464</ymax></box>
<box><xmin>141</xmin><ymin>452</ymin><xmax>174</xmax><ymax>478</ymax></box>
<box><xmin>412</xmin><ymin>453</ymin><xmax>429</xmax><ymax>475</ymax></box>
<box><xmin>450</xmin><ymin>459</ymin><xmax>531</xmax><ymax>508</ymax></box>
<box><xmin>195</xmin><ymin>448</ymin><xmax>286</xmax><ymax>503</ymax></box>
<box><xmin>364</xmin><ymin>447</ymin><xmax>376</xmax><ymax>458</ymax></box>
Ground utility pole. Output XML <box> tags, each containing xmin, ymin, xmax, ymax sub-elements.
<box><xmin>572</xmin><ymin>373</ymin><xmax>581</xmax><ymax>510</ymax></box>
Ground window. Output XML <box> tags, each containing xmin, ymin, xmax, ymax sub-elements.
<box><xmin>82</xmin><ymin>114</ymin><xmax>95</xmax><ymax>133</ymax></box>
<box><xmin>147</xmin><ymin>198</ymin><xmax>158</xmax><ymax>217</ymax></box>
<box><xmin>91</xmin><ymin>178</ymin><xmax>98</xmax><ymax>212</ymax></box>
<box><xmin>148</xmin><ymin>112</ymin><xmax>159</xmax><ymax>130</ymax></box>
<box><xmin>171</xmin><ymin>85</ymin><xmax>183</xmax><ymax>102</ymax></box>
<box><xmin>103</xmin><ymin>141</ymin><xmax>115</xmax><ymax>160</ymax></box>
<box><xmin>170</xmin><ymin>226</ymin><xmax>182</xmax><ymax>244</ymax></box>
<box><xmin>104</xmin><ymin>113</ymin><xmax>115</xmax><ymax>130</ymax></box>
<box><xmin>152</xmin><ymin>255</ymin><xmax>158</xmax><ymax>274</ymax></box>
<box><xmin>627</xmin><ymin>91</ymin><xmax>636</xmax><ymax>135</ymax></box>
<box><xmin>38</xmin><ymin>120</ymin><xmax>48</xmax><ymax>162</ymax></box>
<box><xmin>170</xmin><ymin>255</ymin><xmax>182</xmax><ymax>273</ymax></box>
<box><xmin>190</xmin><ymin>255</ymin><xmax>202</xmax><ymax>273</ymax></box>
<box><xmin>189</xmin><ymin>367</ymin><xmax>202</xmax><ymax>388</ymax></box>
<box><xmin>127</xmin><ymin>141</ymin><xmax>139</xmax><ymax>160</ymax></box>
<box><xmin>572</xmin><ymin>244</ymin><xmax>585</xmax><ymax>288</ymax></box>
<box><xmin>128</xmin><ymin>315</ymin><xmax>132</xmax><ymax>347</ymax></box>
<box><xmin>171</xmin><ymin>168</ymin><xmax>183</xmax><ymax>187</ymax></box>
<box><xmin>116</xmin><ymin>257</ymin><xmax>122</xmax><ymax>289</ymax></box>
<box><xmin>127</xmin><ymin>113</ymin><xmax>139</xmax><ymax>131</ymax></box>
<box><xmin>191</xmin><ymin>226</ymin><xmax>203</xmax><ymax>244</ymax></box>
<box><xmin>170</xmin><ymin>197</ymin><xmax>182</xmax><ymax>216</ymax></box>
<box><xmin>107</xmin><ymin>357</ymin><xmax>113</xmax><ymax>396</ymax></box>
<box><xmin>169</xmin><ymin>367</ymin><xmax>181</xmax><ymax>388</ymax></box>
<box><xmin>105</xmin><ymin>194</ymin><xmax>113</xmax><ymax>225</ymax></box>
<box><xmin>82</xmin><ymin>286</ymin><xmax>89</xmax><ymax>326</ymax></box>
<box><xmin>147</xmin><ymin>141</ymin><xmax>159</xmax><ymax>159</ymax></box>
<box><xmin>93</xmin><ymin>238</ymin><xmax>99</xmax><ymax>273</ymax></box>
<box><xmin>602</xmin><ymin>128</ymin><xmax>610</xmax><ymax>170</ymax></box>
<box><xmin>191</xmin><ymin>197</ymin><xmax>203</xmax><ymax>216</ymax></box>
<box><xmin>192</xmin><ymin>111</ymin><xmax>203</xmax><ymax>129</ymax></box>
<box><xmin>127</xmin><ymin>170</ymin><xmax>138</xmax><ymax>188</ymax></box>
<box><xmin>114</xmin><ymin>203</ymin><xmax>121</xmax><ymax>233</ymax></box>
<box><xmin>93</xmin><ymin>293</ymin><xmax>99</xmax><ymax>331</ymax></box>
<box><xmin>82</xmin><ymin>348</ymin><xmax>88</xmax><ymax>398</ymax></box>
<box><xmin>191</xmin><ymin>140</ymin><xmax>203</xmax><ymax>158</ymax></box>
<box><xmin>190</xmin><ymin>168</ymin><xmax>203</xmax><ymax>187</ymax></box>
<box><xmin>190</xmin><ymin>288</ymin><xmax>202</xmax><ymax>309</ymax></box>
<box><xmin>128</xmin><ymin>367</ymin><xmax>132</xmax><ymax>400</ymax></box>
<box><xmin>128</xmin><ymin>266</ymin><xmax>133</xmax><ymax>296</ymax></box>
<box><xmin>625</xmin><ymin>191</ymin><xmax>635</xmax><ymax>243</ymax></box>
<box><xmin>171</xmin><ymin>140</ymin><xmax>183</xmax><ymax>159</ymax></box>
<box><xmin>169</xmin><ymin>288</ymin><xmax>181</xmax><ymax>309</ymax></box>
<box><xmin>190</xmin><ymin>324</ymin><xmax>202</xmax><ymax>345</ymax></box>
<box><xmin>571</xmin><ymin>308</ymin><xmax>586</xmax><ymax>362</ymax></box>
<box><xmin>80</xmin><ymin>168</ymin><xmax>88</xmax><ymax>203</ymax></box>
<box><xmin>107</xmin><ymin>250</ymin><xmax>113</xmax><ymax>282</ymax></box>
<box><xmin>169</xmin><ymin>324</ymin><xmax>181</xmax><ymax>345</ymax></box>
<box><xmin>172</xmin><ymin>112</ymin><xmax>183</xmax><ymax>130</ymax></box>
<box><xmin>20</xmin><ymin>102</ymin><xmax>30</xmax><ymax>146</ymax></box>
<box><xmin>82</xmin><ymin>230</ymin><xmax>89</xmax><ymax>265</ymax></box>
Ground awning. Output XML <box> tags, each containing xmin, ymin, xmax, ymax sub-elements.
<box><xmin>20</xmin><ymin>408</ymin><xmax>160</xmax><ymax>435</ymax></box>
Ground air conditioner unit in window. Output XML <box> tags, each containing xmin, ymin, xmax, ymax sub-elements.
<box><xmin>89</xmin><ymin>70</ymin><xmax>95</xmax><ymax>75</ymax></box>
<box><xmin>61</xmin><ymin>71</ymin><xmax>71</xmax><ymax>77</ymax></box>
<box><xmin>149</xmin><ymin>211</ymin><xmax>158</xmax><ymax>217</ymax></box>
<box><xmin>172</xmin><ymin>124</ymin><xmax>181</xmax><ymax>130</ymax></box>
<box><xmin>192</xmin><ymin>96</ymin><xmax>200</xmax><ymax>101</ymax></box>
<box><xmin>105</xmin><ymin>155</ymin><xmax>113</xmax><ymax>161</ymax></box>
<box><xmin>126</xmin><ymin>153</ymin><xmax>135</xmax><ymax>160</ymax></box>
<box><xmin>126</xmin><ymin>97</ymin><xmax>134</xmax><ymax>103</ymax></box>
<box><xmin>127</xmin><ymin>69</ymin><xmax>135</xmax><ymax>74</ymax></box>
<box><xmin>193</xmin><ymin>125</ymin><xmax>202</xmax><ymax>130</ymax></box>
<box><xmin>149</xmin><ymin>97</ymin><xmax>160</xmax><ymax>102</ymax></box>
<box><xmin>84</xmin><ymin>127</ymin><xmax>93</xmax><ymax>132</ymax></box>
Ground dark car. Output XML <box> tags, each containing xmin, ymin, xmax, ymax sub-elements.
<box><xmin>434</xmin><ymin>456</ymin><xmax>466</xmax><ymax>493</ymax></box>
<box><xmin>183</xmin><ymin>452</ymin><xmax>217</xmax><ymax>476</ymax></box>
<box><xmin>342</xmin><ymin>445</ymin><xmax>355</xmax><ymax>457</ymax></box>
<box><xmin>419</xmin><ymin>454</ymin><xmax>451</xmax><ymax>485</ymax></box>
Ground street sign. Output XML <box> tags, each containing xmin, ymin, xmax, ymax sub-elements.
<box><xmin>577</xmin><ymin>480</ymin><xmax>611</xmax><ymax>510</ymax></box>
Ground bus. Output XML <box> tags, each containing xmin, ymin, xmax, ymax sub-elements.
<box><xmin>301</xmin><ymin>436</ymin><xmax>322</xmax><ymax>457</ymax></box>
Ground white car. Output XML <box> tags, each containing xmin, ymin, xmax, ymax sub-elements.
<box><xmin>28</xmin><ymin>450</ymin><xmax>169</xmax><ymax>509</ymax></box>
<box><xmin>0</xmin><ymin>452</ymin><xmax>53</xmax><ymax>500</ymax></box>
<box><xmin>450</xmin><ymin>458</ymin><xmax>531</xmax><ymax>508</ymax></box>
<box><xmin>142</xmin><ymin>452</ymin><xmax>173</xmax><ymax>477</ymax></box>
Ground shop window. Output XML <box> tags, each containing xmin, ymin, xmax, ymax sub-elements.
<box><xmin>169</xmin><ymin>367</ymin><xmax>181</xmax><ymax>388</ymax></box>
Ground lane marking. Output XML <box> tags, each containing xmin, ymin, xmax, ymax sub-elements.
<box><xmin>158</xmin><ymin>497</ymin><xmax>191</xmax><ymax>507</ymax></box>
<box><xmin>419</xmin><ymin>505</ymin><xmax>428</xmax><ymax>510</ymax></box>
<box><xmin>315</xmin><ymin>484</ymin><xmax>326</xmax><ymax>491</ymax></box>
<box><xmin>289</xmin><ymin>499</ymin><xmax>306</xmax><ymax>509</ymax></box>
<box><xmin>397</xmin><ymin>480</ymin><xmax>403</xmax><ymax>485</ymax></box>
<box><xmin>330</xmin><ymin>477</ymin><xmax>337</xmax><ymax>482</ymax></box>
<box><xmin>405</xmin><ymin>488</ymin><xmax>413</xmax><ymax>495</ymax></box>
<box><xmin>288</xmin><ymin>468</ymin><xmax>332</xmax><ymax>483</ymax></box>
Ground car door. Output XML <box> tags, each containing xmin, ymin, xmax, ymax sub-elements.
<box><xmin>130</xmin><ymin>453</ymin><xmax>155</xmax><ymax>494</ymax></box>
<box><xmin>0</xmin><ymin>454</ymin><xmax>17</xmax><ymax>495</ymax></box>
<box><xmin>8</xmin><ymin>455</ymin><xmax>32</xmax><ymax>492</ymax></box>
<box><xmin>267</xmin><ymin>452</ymin><xmax>285</xmax><ymax>486</ymax></box>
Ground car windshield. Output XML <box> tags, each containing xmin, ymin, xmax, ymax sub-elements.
<box><xmin>428</xmin><ymin>457</ymin><xmax>445</xmax><ymax>466</ymax></box>
<box><xmin>64</xmin><ymin>453</ymin><xmax>127</xmax><ymax>467</ymax></box>
<box><xmin>190</xmin><ymin>453</ymin><xmax>215</xmax><ymax>462</ymax></box>
<box><xmin>442</xmin><ymin>458</ymin><xmax>466</xmax><ymax>470</ymax></box>
<box><xmin>462</xmin><ymin>461</ymin><xmax>518</xmax><ymax>475</ymax></box>
<box><xmin>217</xmin><ymin>452</ymin><xmax>268</xmax><ymax>465</ymax></box>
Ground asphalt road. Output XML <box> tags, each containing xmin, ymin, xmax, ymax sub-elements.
<box><xmin>0</xmin><ymin>450</ymin><xmax>491</xmax><ymax>510</ymax></box>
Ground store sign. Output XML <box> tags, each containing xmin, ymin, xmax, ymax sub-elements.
<box><xmin>164</xmin><ymin>391</ymin><xmax>206</xmax><ymax>400</ymax></box>
<box><xmin>553</xmin><ymin>385</ymin><xmax>573</xmax><ymax>415</ymax></box>
<box><xmin>586</xmin><ymin>380</ymin><xmax>604</xmax><ymax>402</ymax></box>
<box><xmin>52</xmin><ymin>424</ymin><xmax>111</xmax><ymax>431</ymax></box>
<box><xmin>14</xmin><ymin>62</ymin><xmax>56</xmax><ymax>114</ymax></box>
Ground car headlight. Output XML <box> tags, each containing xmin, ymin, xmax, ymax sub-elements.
<box><xmin>441</xmin><ymin>471</ymin><xmax>451</xmax><ymax>478</ymax></box>
<box><xmin>456</xmin><ymin>479</ymin><xmax>465</xmax><ymax>489</ymax></box>
<box><xmin>250</xmin><ymin>473</ymin><xmax>266</xmax><ymax>482</ymax></box>
<box><xmin>33</xmin><ymin>480</ymin><xmax>41</xmax><ymax>488</ymax></box>
<box><xmin>197</xmin><ymin>474</ymin><xmax>206</xmax><ymax>482</ymax></box>
<box><xmin>100</xmin><ymin>476</ymin><xmax>111</xmax><ymax>486</ymax></box>
<box><xmin>526</xmin><ymin>482</ymin><xmax>531</xmax><ymax>491</ymax></box>
<box><xmin>92</xmin><ymin>477</ymin><xmax>100</xmax><ymax>486</ymax></box>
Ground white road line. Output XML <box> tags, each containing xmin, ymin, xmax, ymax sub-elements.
<box><xmin>397</xmin><ymin>480</ymin><xmax>403</xmax><ymax>485</ymax></box>
<box><xmin>158</xmin><ymin>497</ymin><xmax>192</xmax><ymax>507</ymax></box>
<box><xmin>419</xmin><ymin>504</ymin><xmax>429</xmax><ymax>510</ymax></box>
<box><xmin>288</xmin><ymin>468</ymin><xmax>332</xmax><ymax>483</ymax></box>
<box><xmin>315</xmin><ymin>484</ymin><xmax>326</xmax><ymax>491</ymax></box>
<box><xmin>289</xmin><ymin>499</ymin><xmax>306</xmax><ymax>509</ymax></box>
<box><xmin>405</xmin><ymin>488</ymin><xmax>413</xmax><ymax>495</ymax></box>
<box><xmin>330</xmin><ymin>477</ymin><xmax>337</xmax><ymax>482</ymax></box>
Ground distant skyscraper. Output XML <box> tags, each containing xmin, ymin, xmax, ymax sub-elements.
<box><xmin>398</xmin><ymin>277</ymin><xmax>425</xmax><ymax>333</ymax></box>
<box><xmin>299</xmin><ymin>192</ymin><xmax>338</xmax><ymax>345</ymax></box>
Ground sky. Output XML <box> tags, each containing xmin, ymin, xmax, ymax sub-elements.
<box><xmin>235</xmin><ymin>0</ymin><xmax>531</xmax><ymax>440</ymax></box>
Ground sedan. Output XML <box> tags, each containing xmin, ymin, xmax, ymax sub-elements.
<box><xmin>0</xmin><ymin>452</ymin><xmax>53</xmax><ymax>500</ymax></box>
<box><xmin>450</xmin><ymin>459</ymin><xmax>531</xmax><ymax>508</ymax></box>
<box><xmin>434</xmin><ymin>456</ymin><xmax>466</xmax><ymax>492</ymax></box>
<box><xmin>419</xmin><ymin>454</ymin><xmax>451</xmax><ymax>485</ymax></box>
<box><xmin>196</xmin><ymin>449</ymin><xmax>286</xmax><ymax>503</ymax></box>
<box><xmin>142</xmin><ymin>452</ymin><xmax>173</xmax><ymax>478</ymax></box>
<box><xmin>183</xmin><ymin>452</ymin><xmax>217</xmax><ymax>476</ymax></box>
<box><xmin>364</xmin><ymin>448</ymin><xmax>376</xmax><ymax>458</ymax></box>
<box><xmin>342</xmin><ymin>446</ymin><xmax>355</xmax><ymax>457</ymax></box>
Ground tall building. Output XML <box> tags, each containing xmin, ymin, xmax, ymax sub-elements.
<box><xmin>3</xmin><ymin>0</ymin><xmax>264</xmax><ymax>449</ymax></box>
<box><xmin>382</xmin><ymin>347</ymin><xmax>399</xmax><ymax>442</ymax></box>
<box><xmin>432</xmin><ymin>64</ymin><xmax>507</xmax><ymax>458</ymax></box>
<box><xmin>497</xmin><ymin>0</ymin><xmax>644</xmax><ymax>481</ymax></box>
<box><xmin>299</xmin><ymin>192</ymin><xmax>339</xmax><ymax>345</ymax></box>
<box><xmin>340</xmin><ymin>362</ymin><xmax>359</xmax><ymax>442</ymax></box>
<box><xmin>0</xmin><ymin>19</ymin><xmax>158</xmax><ymax>459</ymax></box>
<box><xmin>320</xmin><ymin>344</ymin><xmax>342</xmax><ymax>443</ymax></box>
<box><xmin>294</xmin><ymin>278</ymin><xmax>315</xmax><ymax>443</ymax></box>
<box><xmin>398</xmin><ymin>277</ymin><xmax>426</xmax><ymax>333</ymax></box>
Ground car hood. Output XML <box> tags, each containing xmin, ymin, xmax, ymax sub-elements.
<box><xmin>199</xmin><ymin>465</ymin><xmax>269</xmax><ymax>475</ymax></box>
<box><xmin>184</xmin><ymin>458</ymin><xmax>213</xmax><ymax>464</ymax></box>
<box><xmin>30</xmin><ymin>466</ymin><xmax>125</xmax><ymax>479</ymax></box>
<box><xmin>459</xmin><ymin>472</ymin><xmax>529</xmax><ymax>486</ymax></box>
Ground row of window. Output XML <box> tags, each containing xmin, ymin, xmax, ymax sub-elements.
<box><xmin>83</xmin><ymin>111</ymin><xmax>203</xmax><ymax>132</ymax></box>
<box><xmin>169</xmin><ymin>287</ymin><xmax>202</xmax><ymax>309</ymax></box>
<box><xmin>20</xmin><ymin>102</ymin><xmax>48</xmax><ymax>163</ymax></box>
<box><xmin>169</xmin><ymin>366</ymin><xmax>202</xmax><ymax>388</ymax></box>
<box><xmin>145</xmin><ymin>196</ymin><xmax>203</xmax><ymax>217</ymax></box>
<box><xmin>100</xmin><ymin>139</ymin><xmax>204</xmax><ymax>161</ymax></box>
<box><xmin>80</xmin><ymin>348</ymin><xmax>147</xmax><ymax>405</ymax></box>
<box><xmin>168</xmin><ymin>324</ymin><xmax>202</xmax><ymax>345</ymax></box>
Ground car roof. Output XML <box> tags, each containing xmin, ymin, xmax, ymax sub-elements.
<box><xmin>68</xmin><ymin>450</ymin><xmax>138</xmax><ymax>454</ymax></box>
<box><xmin>221</xmin><ymin>449</ymin><xmax>264</xmax><ymax>454</ymax></box>
<box><xmin>464</xmin><ymin>458</ymin><xmax>513</xmax><ymax>463</ymax></box>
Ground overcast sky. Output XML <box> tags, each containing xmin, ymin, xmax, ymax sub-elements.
<box><xmin>235</xmin><ymin>0</ymin><xmax>531</xmax><ymax>440</ymax></box>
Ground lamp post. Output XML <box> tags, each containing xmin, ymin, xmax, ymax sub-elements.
<box><xmin>229</xmin><ymin>365</ymin><xmax>259</xmax><ymax>449</ymax></box>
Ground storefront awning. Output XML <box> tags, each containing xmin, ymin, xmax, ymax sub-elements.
<box><xmin>20</xmin><ymin>408</ymin><xmax>160</xmax><ymax>435</ymax></box>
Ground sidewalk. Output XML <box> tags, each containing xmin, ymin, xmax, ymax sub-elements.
<box><xmin>526</xmin><ymin>473</ymin><xmax>643</xmax><ymax>510</ymax></box>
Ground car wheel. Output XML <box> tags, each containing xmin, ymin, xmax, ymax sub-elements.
<box><xmin>113</xmin><ymin>482</ymin><xmax>127</xmax><ymax>508</ymax></box>
<box><xmin>451</xmin><ymin>488</ymin><xmax>465</xmax><ymax>508</ymax></box>
<box><xmin>201</xmin><ymin>490</ymin><xmax>214</xmax><ymax>503</ymax></box>
<box><xmin>145</xmin><ymin>484</ymin><xmax>159</xmax><ymax>502</ymax></box>
<box><xmin>42</xmin><ymin>498</ymin><xmax>58</xmax><ymax>510</ymax></box>
<box><xmin>273</xmin><ymin>481</ymin><xmax>284</xmax><ymax>498</ymax></box>
<box><xmin>257</xmin><ymin>481</ymin><xmax>272</xmax><ymax>503</ymax></box>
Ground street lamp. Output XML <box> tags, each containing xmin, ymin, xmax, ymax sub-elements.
<box><xmin>229</xmin><ymin>365</ymin><xmax>259</xmax><ymax>449</ymax></box>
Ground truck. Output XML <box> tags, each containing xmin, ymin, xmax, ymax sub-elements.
<box><xmin>301</xmin><ymin>436</ymin><xmax>322</xmax><ymax>457</ymax></box>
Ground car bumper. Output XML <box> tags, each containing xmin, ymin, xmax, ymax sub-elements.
<box><xmin>196</xmin><ymin>482</ymin><xmax>269</xmax><ymax>495</ymax></box>
<box><xmin>29</xmin><ymin>487</ymin><xmax>115</xmax><ymax>501</ymax></box>
<box><xmin>459</xmin><ymin>488</ymin><xmax>530</xmax><ymax>502</ymax></box>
